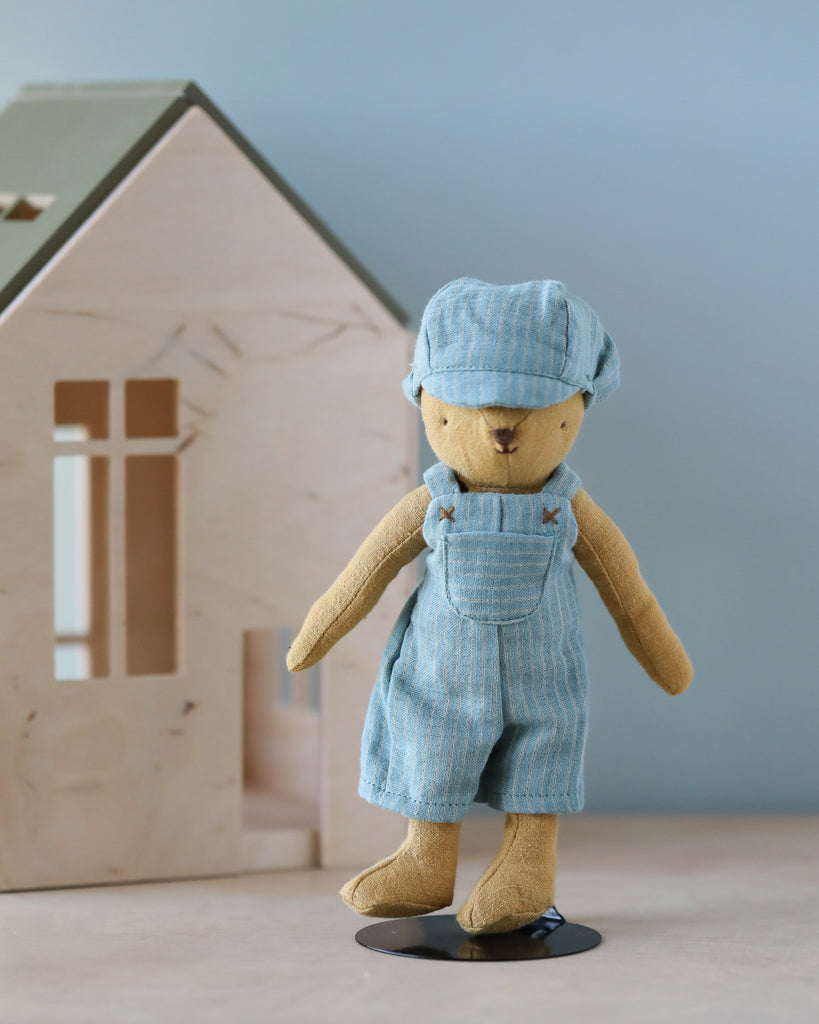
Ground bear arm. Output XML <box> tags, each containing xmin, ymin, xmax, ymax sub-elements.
<box><xmin>286</xmin><ymin>484</ymin><xmax>431</xmax><ymax>672</ymax></box>
<box><xmin>571</xmin><ymin>487</ymin><xmax>693</xmax><ymax>695</ymax></box>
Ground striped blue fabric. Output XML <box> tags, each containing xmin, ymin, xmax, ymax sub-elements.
<box><xmin>359</xmin><ymin>461</ymin><xmax>589</xmax><ymax>822</ymax></box>
<box><xmin>403</xmin><ymin>278</ymin><xmax>620</xmax><ymax>409</ymax></box>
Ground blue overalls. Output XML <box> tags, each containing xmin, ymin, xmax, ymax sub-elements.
<box><xmin>359</xmin><ymin>461</ymin><xmax>589</xmax><ymax>822</ymax></box>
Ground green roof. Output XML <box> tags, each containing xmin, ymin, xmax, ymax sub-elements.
<box><xmin>0</xmin><ymin>81</ymin><xmax>406</xmax><ymax>323</ymax></box>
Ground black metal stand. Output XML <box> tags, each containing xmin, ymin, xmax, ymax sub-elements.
<box><xmin>354</xmin><ymin>906</ymin><xmax>602</xmax><ymax>962</ymax></box>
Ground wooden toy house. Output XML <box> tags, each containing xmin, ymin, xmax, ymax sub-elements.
<box><xmin>0</xmin><ymin>81</ymin><xmax>413</xmax><ymax>890</ymax></box>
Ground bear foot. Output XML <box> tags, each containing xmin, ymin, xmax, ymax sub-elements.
<box><xmin>341</xmin><ymin>819</ymin><xmax>461</xmax><ymax>918</ymax></box>
<box><xmin>457</xmin><ymin>812</ymin><xmax>558</xmax><ymax>934</ymax></box>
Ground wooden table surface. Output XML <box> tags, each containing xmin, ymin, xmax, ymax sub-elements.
<box><xmin>1</xmin><ymin>815</ymin><xmax>816</xmax><ymax>1023</ymax></box>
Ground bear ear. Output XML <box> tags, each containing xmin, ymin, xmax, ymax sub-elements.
<box><xmin>403</xmin><ymin>368</ymin><xmax>423</xmax><ymax>407</ymax></box>
<box><xmin>586</xmin><ymin>331</ymin><xmax>620</xmax><ymax>405</ymax></box>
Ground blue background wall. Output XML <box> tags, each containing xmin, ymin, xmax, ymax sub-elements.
<box><xmin>2</xmin><ymin>0</ymin><xmax>817</xmax><ymax>812</ymax></box>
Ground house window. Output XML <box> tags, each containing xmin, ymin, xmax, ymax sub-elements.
<box><xmin>53</xmin><ymin>379</ymin><xmax>179</xmax><ymax>680</ymax></box>
<box><xmin>0</xmin><ymin>193</ymin><xmax>55</xmax><ymax>221</ymax></box>
<box><xmin>125</xmin><ymin>378</ymin><xmax>177</xmax><ymax>438</ymax></box>
<box><xmin>54</xmin><ymin>380</ymin><xmax>109</xmax><ymax>440</ymax></box>
<box><xmin>53</xmin><ymin>453</ymin><xmax>110</xmax><ymax>680</ymax></box>
<box><xmin>126</xmin><ymin>455</ymin><xmax>177</xmax><ymax>675</ymax></box>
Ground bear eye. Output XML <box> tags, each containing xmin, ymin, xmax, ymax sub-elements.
<box><xmin>560</xmin><ymin>421</ymin><xmax>567</xmax><ymax>429</ymax></box>
<box><xmin>441</xmin><ymin>417</ymin><xmax>448</xmax><ymax>426</ymax></box>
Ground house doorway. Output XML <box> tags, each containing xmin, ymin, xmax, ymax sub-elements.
<box><xmin>241</xmin><ymin>629</ymin><xmax>320</xmax><ymax>870</ymax></box>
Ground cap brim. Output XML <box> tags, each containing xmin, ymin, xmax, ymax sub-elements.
<box><xmin>417</xmin><ymin>368</ymin><xmax>585</xmax><ymax>409</ymax></box>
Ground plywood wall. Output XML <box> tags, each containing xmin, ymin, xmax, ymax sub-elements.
<box><xmin>0</xmin><ymin>107</ymin><xmax>412</xmax><ymax>887</ymax></box>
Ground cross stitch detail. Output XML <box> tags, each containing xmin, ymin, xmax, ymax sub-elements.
<box><xmin>543</xmin><ymin>506</ymin><xmax>560</xmax><ymax>525</ymax></box>
<box><xmin>440</xmin><ymin>505</ymin><xmax>455</xmax><ymax>522</ymax></box>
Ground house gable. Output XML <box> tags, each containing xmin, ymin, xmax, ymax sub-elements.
<box><xmin>0</xmin><ymin>81</ymin><xmax>406</xmax><ymax>325</ymax></box>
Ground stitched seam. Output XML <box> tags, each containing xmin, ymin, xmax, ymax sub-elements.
<box><xmin>422</xmin><ymin>367</ymin><xmax>587</xmax><ymax>387</ymax></box>
<box><xmin>473</xmin><ymin>814</ymin><xmax>521</xmax><ymax>891</ymax></box>
<box><xmin>485</xmin><ymin>789</ymin><xmax>577</xmax><ymax>800</ymax></box>
<box><xmin>323</xmin><ymin>523</ymin><xmax>426</xmax><ymax>639</ymax></box>
<box><xmin>576</xmin><ymin>525</ymin><xmax>661</xmax><ymax>681</ymax></box>
<box><xmin>361</xmin><ymin>778</ymin><xmax>473</xmax><ymax>810</ymax></box>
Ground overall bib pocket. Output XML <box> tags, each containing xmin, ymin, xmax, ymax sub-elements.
<box><xmin>442</xmin><ymin>532</ymin><xmax>556</xmax><ymax>623</ymax></box>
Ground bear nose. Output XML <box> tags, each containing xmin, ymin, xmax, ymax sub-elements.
<box><xmin>491</xmin><ymin>427</ymin><xmax>517</xmax><ymax>451</ymax></box>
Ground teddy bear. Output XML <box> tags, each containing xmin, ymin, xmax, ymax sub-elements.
<box><xmin>287</xmin><ymin>278</ymin><xmax>692</xmax><ymax>935</ymax></box>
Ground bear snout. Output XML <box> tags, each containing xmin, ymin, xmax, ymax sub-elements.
<box><xmin>490</xmin><ymin>427</ymin><xmax>518</xmax><ymax>454</ymax></box>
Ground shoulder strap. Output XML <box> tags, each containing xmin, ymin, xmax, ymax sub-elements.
<box><xmin>542</xmin><ymin>462</ymin><xmax>581</xmax><ymax>498</ymax></box>
<box><xmin>423</xmin><ymin>461</ymin><xmax>460</xmax><ymax>498</ymax></box>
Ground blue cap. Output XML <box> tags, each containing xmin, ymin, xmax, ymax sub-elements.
<box><xmin>403</xmin><ymin>278</ymin><xmax>619</xmax><ymax>409</ymax></box>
